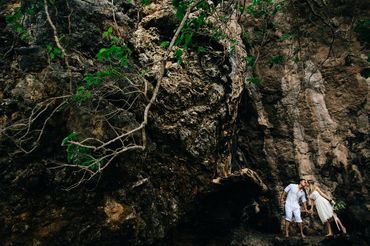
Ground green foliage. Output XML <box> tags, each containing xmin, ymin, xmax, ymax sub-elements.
<box><xmin>229</xmin><ymin>39</ymin><xmax>239</xmax><ymax>53</ymax></box>
<box><xmin>172</xmin><ymin>0</ymin><xmax>191</xmax><ymax>20</ymax></box>
<box><xmin>72</xmin><ymin>86</ymin><xmax>92</xmax><ymax>105</ymax></box>
<box><xmin>96</xmin><ymin>45</ymin><xmax>132</xmax><ymax>66</ymax></box>
<box><xmin>278</xmin><ymin>33</ymin><xmax>292</xmax><ymax>42</ymax></box>
<box><xmin>83</xmin><ymin>70</ymin><xmax>111</xmax><ymax>88</ymax></box>
<box><xmin>61</xmin><ymin>132</ymin><xmax>99</xmax><ymax>171</ymax></box>
<box><xmin>219</xmin><ymin>15</ymin><xmax>227</xmax><ymax>23</ymax></box>
<box><xmin>247</xmin><ymin>0</ymin><xmax>284</xmax><ymax>18</ymax></box>
<box><xmin>211</xmin><ymin>30</ymin><xmax>228</xmax><ymax>41</ymax></box>
<box><xmin>170</xmin><ymin>0</ymin><xmax>215</xmax><ymax>62</ymax></box>
<box><xmin>5</xmin><ymin>7</ymin><xmax>30</xmax><ymax>41</ymax></box>
<box><xmin>47</xmin><ymin>44</ymin><xmax>62</xmax><ymax>60</ymax></box>
<box><xmin>160</xmin><ymin>41</ymin><xmax>170</xmax><ymax>49</ymax></box>
<box><xmin>141</xmin><ymin>0</ymin><xmax>151</xmax><ymax>5</ymax></box>
<box><xmin>98</xmin><ymin>26</ymin><xmax>132</xmax><ymax>66</ymax></box>
<box><xmin>355</xmin><ymin>20</ymin><xmax>370</xmax><ymax>45</ymax></box>
<box><xmin>175</xmin><ymin>48</ymin><xmax>184</xmax><ymax>64</ymax></box>
<box><xmin>246</xmin><ymin>76</ymin><xmax>260</xmax><ymax>85</ymax></box>
<box><xmin>245</xmin><ymin>55</ymin><xmax>256</xmax><ymax>66</ymax></box>
<box><xmin>70</xmin><ymin>27</ymin><xmax>131</xmax><ymax>106</ymax></box>
<box><xmin>197</xmin><ymin>46</ymin><xmax>207</xmax><ymax>53</ymax></box>
<box><xmin>5</xmin><ymin>0</ymin><xmax>53</xmax><ymax>41</ymax></box>
<box><xmin>333</xmin><ymin>200</ymin><xmax>346</xmax><ymax>212</ymax></box>
<box><xmin>102</xmin><ymin>26</ymin><xmax>113</xmax><ymax>39</ymax></box>
<box><xmin>69</xmin><ymin>71</ymin><xmax>113</xmax><ymax>105</ymax></box>
<box><xmin>267</xmin><ymin>55</ymin><xmax>284</xmax><ymax>66</ymax></box>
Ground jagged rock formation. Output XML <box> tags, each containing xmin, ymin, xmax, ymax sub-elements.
<box><xmin>0</xmin><ymin>0</ymin><xmax>369</xmax><ymax>245</ymax></box>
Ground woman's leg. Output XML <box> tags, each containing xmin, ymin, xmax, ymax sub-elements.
<box><xmin>325</xmin><ymin>221</ymin><xmax>333</xmax><ymax>236</ymax></box>
<box><xmin>336</xmin><ymin>217</ymin><xmax>347</xmax><ymax>234</ymax></box>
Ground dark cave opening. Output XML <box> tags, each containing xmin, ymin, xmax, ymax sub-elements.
<box><xmin>156</xmin><ymin>177</ymin><xmax>279</xmax><ymax>246</ymax></box>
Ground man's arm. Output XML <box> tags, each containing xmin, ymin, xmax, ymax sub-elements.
<box><xmin>303</xmin><ymin>200</ymin><xmax>308</xmax><ymax>212</ymax></box>
<box><xmin>279</xmin><ymin>191</ymin><xmax>286</xmax><ymax>207</ymax></box>
<box><xmin>300</xmin><ymin>191</ymin><xmax>311</xmax><ymax>213</ymax></box>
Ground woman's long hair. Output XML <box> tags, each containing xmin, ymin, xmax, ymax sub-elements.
<box><xmin>308</xmin><ymin>180</ymin><xmax>316</xmax><ymax>195</ymax></box>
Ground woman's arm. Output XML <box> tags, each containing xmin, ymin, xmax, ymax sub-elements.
<box><xmin>309</xmin><ymin>199</ymin><xmax>315</xmax><ymax>213</ymax></box>
<box><xmin>316</xmin><ymin>187</ymin><xmax>332</xmax><ymax>201</ymax></box>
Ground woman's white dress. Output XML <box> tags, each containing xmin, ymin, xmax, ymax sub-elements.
<box><xmin>310</xmin><ymin>190</ymin><xmax>333</xmax><ymax>223</ymax></box>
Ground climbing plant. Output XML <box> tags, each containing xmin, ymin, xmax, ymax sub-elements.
<box><xmin>4</xmin><ymin>0</ymin><xmax>55</xmax><ymax>41</ymax></box>
<box><xmin>2</xmin><ymin>0</ymin><xmax>268</xmax><ymax>189</ymax></box>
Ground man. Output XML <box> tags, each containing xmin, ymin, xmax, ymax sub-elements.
<box><xmin>279</xmin><ymin>178</ymin><xmax>309</xmax><ymax>238</ymax></box>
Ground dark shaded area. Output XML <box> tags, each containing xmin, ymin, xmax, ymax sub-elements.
<box><xmin>155</xmin><ymin>177</ymin><xmax>278</xmax><ymax>246</ymax></box>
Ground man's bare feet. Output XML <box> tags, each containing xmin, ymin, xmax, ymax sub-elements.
<box><xmin>301</xmin><ymin>234</ymin><xmax>306</xmax><ymax>239</ymax></box>
<box><xmin>325</xmin><ymin>234</ymin><xmax>333</xmax><ymax>237</ymax></box>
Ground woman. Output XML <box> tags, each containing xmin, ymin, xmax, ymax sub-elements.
<box><xmin>307</xmin><ymin>180</ymin><xmax>347</xmax><ymax>236</ymax></box>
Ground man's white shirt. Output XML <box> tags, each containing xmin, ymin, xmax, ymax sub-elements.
<box><xmin>284</xmin><ymin>184</ymin><xmax>307</xmax><ymax>209</ymax></box>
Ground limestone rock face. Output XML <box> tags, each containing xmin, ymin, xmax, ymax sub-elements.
<box><xmin>0</xmin><ymin>0</ymin><xmax>368</xmax><ymax>245</ymax></box>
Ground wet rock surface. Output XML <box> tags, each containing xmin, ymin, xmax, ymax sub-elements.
<box><xmin>0</xmin><ymin>0</ymin><xmax>369</xmax><ymax>245</ymax></box>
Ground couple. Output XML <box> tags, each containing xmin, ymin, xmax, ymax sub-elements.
<box><xmin>279</xmin><ymin>178</ymin><xmax>347</xmax><ymax>238</ymax></box>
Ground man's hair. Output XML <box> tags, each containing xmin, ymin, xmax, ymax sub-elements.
<box><xmin>298</xmin><ymin>178</ymin><xmax>308</xmax><ymax>201</ymax></box>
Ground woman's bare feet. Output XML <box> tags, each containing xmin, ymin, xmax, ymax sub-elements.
<box><xmin>301</xmin><ymin>234</ymin><xmax>306</xmax><ymax>239</ymax></box>
<box><xmin>325</xmin><ymin>234</ymin><xmax>333</xmax><ymax>237</ymax></box>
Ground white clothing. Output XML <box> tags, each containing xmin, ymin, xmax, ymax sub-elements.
<box><xmin>310</xmin><ymin>190</ymin><xmax>333</xmax><ymax>223</ymax></box>
<box><xmin>285</xmin><ymin>206</ymin><xmax>302</xmax><ymax>223</ymax></box>
<box><xmin>284</xmin><ymin>184</ymin><xmax>307</xmax><ymax>223</ymax></box>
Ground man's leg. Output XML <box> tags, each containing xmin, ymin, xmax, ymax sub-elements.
<box><xmin>299</xmin><ymin>222</ymin><xmax>306</xmax><ymax>238</ymax></box>
<box><xmin>292</xmin><ymin>208</ymin><xmax>305</xmax><ymax>238</ymax></box>
<box><xmin>284</xmin><ymin>206</ymin><xmax>293</xmax><ymax>238</ymax></box>
<box><xmin>285</xmin><ymin>220</ymin><xmax>290</xmax><ymax>238</ymax></box>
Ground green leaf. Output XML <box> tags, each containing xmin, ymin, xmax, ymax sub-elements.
<box><xmin>96</xmin><ymin>48</ymin><xmax>107</xmax><ymax>61</ymax></box>
<box><xmin>278</xmin><ymin>33</ymin><xmax>292</xmax><ymax>42</ymax></box>
<box><xmin>246</xmin><ymin>76</ymin><xmax>260</xmax><ymax>85</ymax></box>
<box><xmin>184</xmin><ymin>32</ymin><xmax>193</xmax><ymax>48</ymax></box>
<box><xmin>47</xmin><ymin>44</ymin><xmax>52</xmax><ymax>52</ymax></box>
<box><xmin>61</xmin><ymin>132</ymin><xmax>77</xmax><ymax>146</ymax></box>
<box><xmin>267</xmin><ymin>55</ymin><xmax>284</xmax><ymax>66</ymax></box>
<box><xmin>160</xmin><ymin>41</ymin><xmax>170</xmax><ymax>49</ymax></box>
<box><xmin>197</xmin><ymin>46</ymin><xmax>207</xmax><ymax>53</ymax></box>
<box><xmin>53</xmin><ymin>47</ymin><xmax>62</xmax><ymax>57</ymax></box>
<box><xmin>175</xmin><ymin>48</ymin><xmax>184</xmax><ymax>64</ymax></box>
<box><xmin>245</xmin><ymin>55</ymin><xmax>255</xmax><ymax>66</ymax></box>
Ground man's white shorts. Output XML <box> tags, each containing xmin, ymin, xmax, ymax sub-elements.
<box><xmin>285</xmin><ymin>206</ymin><xmax>302</xmax><ymax>223</ymax></box>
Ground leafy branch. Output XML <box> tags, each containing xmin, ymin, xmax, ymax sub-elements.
<box><xmin>55</xmin><ymin>0</ymin><xmax>202</xmax><ymax>190</ymax></box>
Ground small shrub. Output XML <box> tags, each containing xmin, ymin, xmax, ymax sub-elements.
<box><xmin>61</xmin><ymin>132</ymin><xmax>99</xmax><ymax>171</ymax></box>
<box><xmin>47</xmin><ymin>44</ymin><xmax>62</xmax><ymax>60</ymax></box>
<box><xmin>160</xmin><ymin>41</ymin><xmax>170</xmax><ymax>49</ymax></box>
<box><xmin>333</xmin><ymin>200</ymin><xmax>346</xmax><ymax>212</ymax></box>
<box><xmin>72</xmin><ymin>86</ymin><xmax>92</xmax><ymax>105</ymax></box>
<box><xmin>246</xmin><ymin>76</ymin><xmax>260</xmax><ymax>85</ymax></box>
<box><xmin>267</xmin><ymin>55</ymin><xmax>284</xmax><ymax>66</ymax></box>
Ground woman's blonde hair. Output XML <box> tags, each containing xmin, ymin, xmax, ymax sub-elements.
<box><xmin>307</xmin><ymin>180</ymin><xmax>316</xmax><ymax>194</ymax></box>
